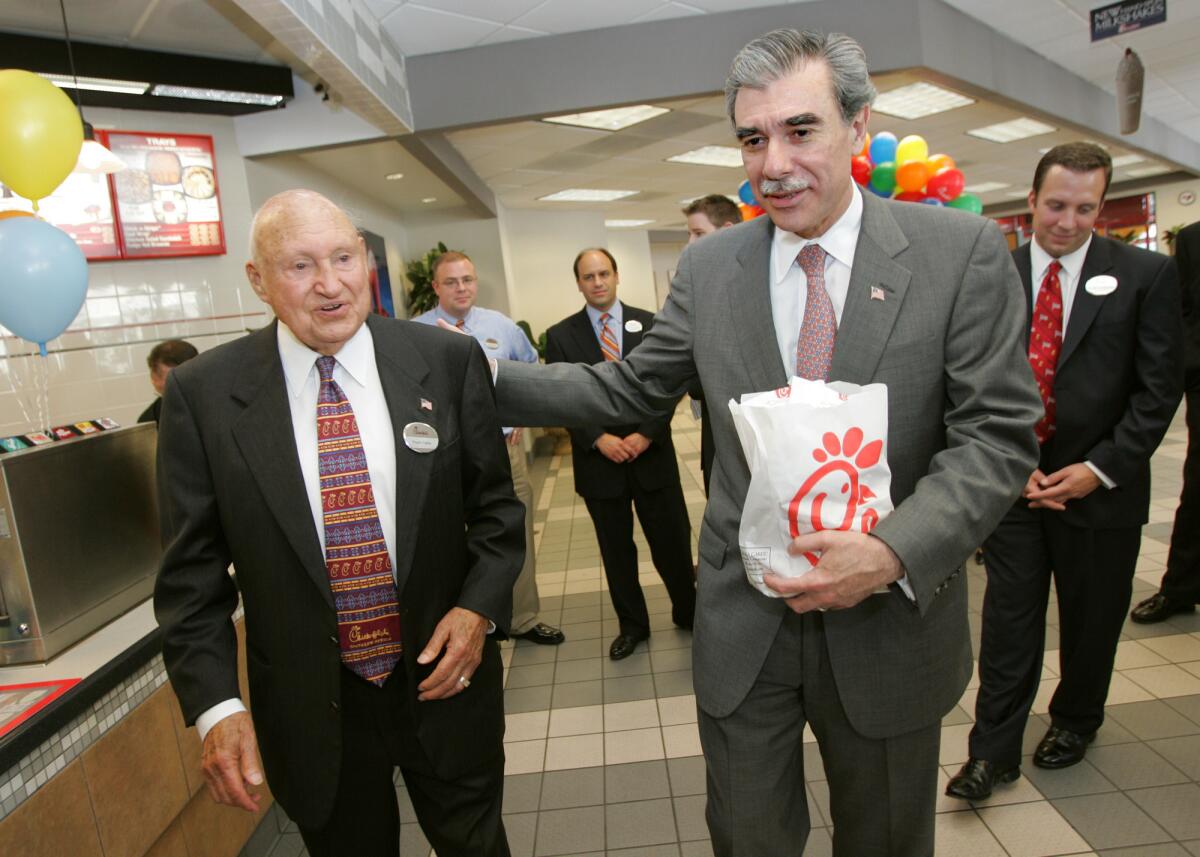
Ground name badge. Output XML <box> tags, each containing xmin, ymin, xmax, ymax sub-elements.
<box><xmin>1084</xmin><ymin>275</ymin><xmax>1117</xmax><ymax>296</ymax></box>
<box><xmin>624</xmin><ymin>319</ymin><xmax>643</xmax><ymax>333</ymax></box>
<box><xmin>484</xmin><ymin>337</ymin><xmax>500</xmax><ymax>349</ymax></box>
<box><xmin>403</xmin><ymin>422</ymin><xmax>439</xmax><ymax>453</ymax></box>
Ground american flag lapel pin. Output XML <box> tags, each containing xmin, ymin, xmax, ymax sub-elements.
<box><xmin>870</xmin><ymin>286</ymin><xmax>886</xmax><ymax>302</ymax></box>
<box><xmin>420</xmin><ymin>398</ymin><xmax>433</xmax><ymax>411</ymax></box>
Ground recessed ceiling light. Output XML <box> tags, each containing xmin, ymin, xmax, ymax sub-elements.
<box><xmin>1110</xmin><ymin>154</ymin><xmax>1145</xmax><ymax>167</ymax></box>
<box><xmin>872</xmin><ymin>82</ymin><xmax>975</xmax><ymax>119</ymax></box>
<box><xmin>666</xmin><ymin>146</ymin><xmax>743</xmax><ymax>168</ymax></box>
<box><xmin>538</xmin><ymin>189</ymin><xmax>639</xmax><ymax>202</ymax></box>
<box><xmin>385</xmin><ymin>172</ymin><xmax>405</xmax><ymax>181</ymax></box>
<box><xmin>963</xmin><ymin>182</ymin><xmax>1010</xmax><ymax>193</ymax></box>
<box><xmin>679</xmin><ymin>195</ymin><xmax>741</xmax><ymax>206</ymax></box>
<box><xmin>40</xmin><ymin>72</ymin><xmax>149</xmax><ymax>95</ymax></box>
<box><xmin>421</xmin><ymin>197</ymin><xmax>437</xmax><ymax>203</ymax></box>
<box><xmin>150</xmin><ymin>84</ymin><xmax>284</xmax><ymax>106</ymax></box>
<box><xmin>543</xmin><ymin>105</ymin><xmax>669</xmax><ymax>131</ymax></box>
<box><xmin>605</xmin><ymin>219</ymin><xmax>654</xmax><ymax>228</ymax></box>
<box><xmin>1126</xmin><ymin>165</ymin><xmax>1170</xmax><ymax>178</ymax></box>
<box><xmin>966</xmin><ymin>117</ymin><xmax>1057</xmax><ymax>143</ymax></box>
<box><xmin>1005</xmin><ymin>190</ymin><xmax>1031</xmax><ymax>198</ymax></box>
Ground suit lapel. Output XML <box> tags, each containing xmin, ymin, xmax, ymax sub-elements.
<box><xmin>368</xmin><ymin>315</ymin><xmax>434</xmax><ymax>600</ymax></box>
<box><xmin>731</xmin><ymin>216</ymin><xmax>790</xmax><ymax>388</ymax></box>
<box><xmin>230</xmin><ymin>323</ymin><xmax>333</xmax><ymax>608</ymax></box>
<box><xmin>829</xmin><ymin>195</ymin><xmax>912</xmax><ymax>384</ymax></box>
<box><xmin>568</xmin><ymin>308</ymin><xmax>604</xmax><ymax>364</ymax></box>
<box><xmin>620</xmin><ymin>302</ymin><xmax>643</xmax><ymax>355</ymax></box>
<box><xmin>1058</xmin><ymin>236</ymin><xmax>1112</xmax><ymax>370</ymax></box>
<box><xmin>1014</xmin><ymin>243</ymin><xmax>1035</xmax><ymax>350</ymax></box>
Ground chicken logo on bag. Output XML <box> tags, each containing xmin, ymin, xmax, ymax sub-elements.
<box><xmin>788</xmin><ymin>427</ymin><xmax>883</xmax><ymax>566</ymax></box>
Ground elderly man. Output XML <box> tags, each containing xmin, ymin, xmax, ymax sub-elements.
<box><xmin>154</xmin><ymin>190</ymin><xmax>523</xmax><ymax>857</ymax></box>
<box><xmin>414</xmin><ymin>250</ymin><xmax>564</xmax><ymax>646</ymax></box>
<box><xmin>490</xmin><ymin>29</ymin><xmax>1041</xmax><ymax>857</ymax></box>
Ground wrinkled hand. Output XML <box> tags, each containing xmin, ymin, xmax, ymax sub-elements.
<box><xmin>1026</xmin><ymin>463</ymin><xmax>1100</xmax><ymax>511</ymax></box>
<box><xmin>506</xmin><ymin>427</ymin><xmax>524</xmax><ymax>447</ymax></box>
<box><xmin>201</xmin><ymin>711</ymin><xmax>263</xmax><ymax>812</ymax></box>
<box><xmin>621</xmin><ymin>432</ymin><xmax>651</xmax><ymax>458</ymax></box>
<box><xmin>763</xmin><ymin>530</ymin><xmax>903</xmax><ymax>613</ymax></box>
<box><xmin>417</xmin><ymin>607</ymin><xmax>488</xmax><ymax>701</ymax></box>
<box><xmin>596</xmin><ymin>433</ymin><xmax>633</xmax><ymax>463</ymax></box>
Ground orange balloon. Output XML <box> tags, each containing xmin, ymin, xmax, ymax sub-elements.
<box><xmin>895</xmin><ymin>161</ymin><xmax>930</xmax><ymax>194</ymax></box>
<box><xmin>859</xmin><ymin>132</ymin><xmax>871</xmax><ymax>159</ymax></box>
<box><xmin>927</xmin><ymin>153</ymin><xmax>955</xmax><ymax>173</ymax></box>
<box><xmin>0</xmin><ymin>209</ymin><xmax>34</xmax><ymax>220</ymax></box>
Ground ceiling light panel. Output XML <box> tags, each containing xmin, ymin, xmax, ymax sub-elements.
<box><xmin>1110</xmin><ymin>154</ymin><xmax>1146</xmax><ymax>167</ymax></box>
<box><xmin>963</xmin><ymin>182</ymin><xmax>1010</xmax><ymax>193</ymax></box>
<box><xmin>966</xmin><ymin>117</ymin><xmax>1057</xmax><ymax>143</ymax></box>
<box><xmin>41</xmin><ymin>73</ymin><xmax>149</xmax><ymax>95</ymax></box>
<box><xmin>1125</xmin><ymin>165</ymin><xmax>1169</xmax><ymax>177</ymax></box>
<box><xmin>666</xmin><ymin>146</ymin><xmax>743</xmax><ymax>168</ymax></box>
<box><xmin>872</xmin><ymin>82</ymin><xmax>975</xmax><ymax>119</ymax></box>
<box><xmin>539</xmin><ymin>189</ymin><xmax>639</xmax><ymax>202</ymax></box>
<box><xmin>543</xmin><ymin>105</ymin><xmax>669</xmax><ymax>131</ymax></box>
<box><xmin>150</xmin><ymin>84</ymin><xmax>284</xmax><ymax>106</ymax></box>
<box><xmin>605</xmin><ymin>219</ymin><xmax>654</xmax><ymax>227</ymax></box>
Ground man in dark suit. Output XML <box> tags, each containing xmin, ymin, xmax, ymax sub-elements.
<box><xmin>1131</xmin><ymin>219</ymin><xmax>1200</xmax><ymax>623</ymax></box>
<box><xmin>545</xmin><ymin>247</ymin><xmax>696</xmax><ymax>660</ymax></box>
<box><xmin>949</xmin><ymin>143</ymin><xmax>1183</xmax><ymax>800</ymax></box>
<box><xmin>137</xmin><ymin>338</ymin><xmax>198</xmax><ymax>424</ymax></box>
<box><xmin>154</xmin><ymin>190</ymin><xmax>523</xmax><ymax>856</ymax></box>
<box><xmin>494</xmin><ymin>29</ymin><xmax>1042</xmax><ymax>856</ymax></box>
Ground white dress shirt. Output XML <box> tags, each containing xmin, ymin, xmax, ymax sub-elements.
<box><xmin>1028</xmin><ymin>234</ymin><xmax>1115</xmax><ymax>489</ymax></box>
<box><xmin>196</xmin><ymin>322</ymin><xmax>399</xmax><ymax>741</ymax></box>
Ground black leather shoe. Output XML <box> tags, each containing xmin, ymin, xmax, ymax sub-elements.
<box><xmin>609</xmin><ymin>633</ymin><xmax>646</xmax><ymax>660</ymax></box>
<box><xmin>945</xmin><ymin>758</ymin><xmax>1019</xmax><ymax>800</ymax></box>
<box><xmin>1033</xmin><ymin>727</ymin><xmax>1095</xmax><ymax>769</ymax></box>
<box><xmin>1131</xmin><ymin>593</ymin><xmax>1195</xmax><ymax>624</ymax></box>
<box><xmin>515</xmin><ymin>623</ymin><xmax>566</xmax><ymax>645</ymax></box>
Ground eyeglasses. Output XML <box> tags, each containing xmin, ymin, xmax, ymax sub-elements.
<box><xmin>438</xmin><ymin>276</ymin><xmax>477</xmax><ymax>288</ymax></box>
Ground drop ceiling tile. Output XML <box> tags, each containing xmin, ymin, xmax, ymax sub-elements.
<box><xmin>381</xmin><ymin>4</ymin><xmax>504</xmax><ymax>55</ymax></box>
<box><xmin>631</xmin><ymin>2</ymin><xmax>704</xmax><ymax>24</ymax></box>
<box><xmin>512</xmin><ymin>0</ymin><xmax>666</xmax><ymax>34</ymax></box>
<box><xmin>363</xmin><ymin>0</ymin><xmax>403</xmax><ymax>19</ymax></box>
<box><xmin>412</xmin><ymin>0</ymin><xmax>547</xmax><ymax>23</ymax></box>
<box><xmin>476</xmin><ymin>24</ymin><xmax>550</xmax><ymax>46</ymax></box>
<box><xmin>685</xmin><ymin>0</ymin><xmax>814</xmax><ymax>10</ymax></box>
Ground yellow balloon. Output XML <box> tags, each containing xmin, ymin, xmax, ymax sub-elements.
<box><xmin>895</xmin><ymin>134</ymin><xmax>929</xmax><ymax>166</ymax></box>
<box><xmin>0</xmin><ymin>70</ymin><xmax>83</xmax><ymax>204</ymax></box>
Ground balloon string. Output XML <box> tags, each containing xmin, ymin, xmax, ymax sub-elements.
<box><xmin>58</xmin><ymin>0</ymin><xmax>84</xmax><ymax>114</ymax></box>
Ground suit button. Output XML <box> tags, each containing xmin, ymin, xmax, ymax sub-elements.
<box><xmin>329</xmin><ymin>634</ymin><xmax>338</xmax><ymax>644</ymax></box>
<box><xmin>330</xmin><ymin>700</ymin><xmax>339</xmax><ymax>711</ymax></box>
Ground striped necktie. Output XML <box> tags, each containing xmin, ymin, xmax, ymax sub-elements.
<box><xmin>795</xmin><ymin>244</ymin><xmax>836</xmax><ymax>381</ymax></box>
<box><xmin>316</xmin><ymin>355</ymin><xmax>403</xmax><ymax>686</ymax></box>
<box><xmin>599</xmin><ymin>313</ymin><xmax>621</xmax><ymax>362</ymax></box>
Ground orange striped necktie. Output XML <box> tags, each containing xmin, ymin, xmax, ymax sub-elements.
<box><xmin>454</xmin><ymin>318</ymin><xmax>466</xmax><ymax>331</ymax></box>
<box><xmin>599</xmin><ymin>312</ymin><xmax>620</xmax><ymax>362</ymax></box>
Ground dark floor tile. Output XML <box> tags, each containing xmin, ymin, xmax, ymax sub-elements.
<box><xmin>552</xmin><ymin>679</ymin><xmax>604</xmax><ymax>709</ymax></box>
<box><xmin>506</xmin><ymin>685</ymin><xmax>554</xmax><ymax>714</ymax></box>
<box><xmin>535</xmin><ymin>806</ymin><xmax>605</xmax><ymax>856</ymax></box>
<box><xmin>266</xmin><ymin>832</ymin><xmax>305</xmax><ymax>857</ymax></box>
<box><xmin>808</xmin><ymin>778</ymin><xmax>831</xmax><ymax>827</ymax></box>
<box><xmin>1021</xmin><ymin>757</ymin><xmax>1117</xmax><ymax>799</ymax></box>
<box><xmin>1165</xmin><ymin>695</ymin><xmax>1200</xmax><ymax>727</ymax></box>
<box><xmin>511</xmin><ymin>645</ymin><xmax>559</xmax><ymax>667</ymax></box>
<box><xmin>539</xmin><ymin>767</ymin><xmax>605</xmax><ymax>810</ymax></box>
<box><xmin>559</xmin><ymin>620</ymin><xmax>603</xmax><ymax>641</ymax></box>
<box><xmin>650</xmin><ymin>648</ymin><xmax>693</xmax><ymax>674</ymax></box>
<box><xmin>242</xmin><ymin>806</ymin><xmax>282</xmax><ymax>857</ymax></box>
<box><xmin>668</xmin><ymin>756</ymin><xmax>707</xmax><ymax>797</ymax></box>
<box><xmin>1095</xmin><ymin>844</ymin><xmax>1191</xmax><ymax>856</ymax></box>
<box><xmin>554</xmin><ymin>658</ymin><xmax>603</xmax><ymax>684</ymax></box>
<box><xmin>606</xmin><ymin>760</ymin><xmax>672</xmax><ymax>803</ymax></box>
<box><xmin>559</xmin><ymin>606</ymin><xmax>603</xmax><ymax>625</ymax></box>
<box><xmin>556</xmin><ymin>637</ymin><xmax>606</xmax><ymax>662</ymax></box>
<box><xmin>801</xmin><ymin>828</ymin><xmax>834</xmax><ymax>857</ymax></box>
<box><xmin>1052</xmin><ymin>792</ymin><xmax>1171</xmax><ymax>850</ymax></box>
<box><xmin>647</xmin><ymin>630</ymin><xmax>693</xmax><ymax>652</ymax></box>
<box><xmin>652</xmin><ymin>670</ymin><xmax>694</xmax><ymax>698</ymax></box>
<box><xmin>674</xmin><ymin>794</ymin><xmax>708</xmax><ymax>841</ymax></box>
<box><xmin>508</xmin><ymin>663</ymin><xmax>557</xmax><ymax>689</ymax></box>
<box><xmin>1088</xmin><ymin>742</ymin><xmax>1190</xmax><ymax>790</ymax></box>
<box><xmin>395</xmin><ymin>784</ymin><xmax>419</xmax><ymax>824</ymax></box>
<box><xmin>561</xmin><ymin>591</ymin><xmax>603</xmax><ymax>608</ymax></box>
<box><xmin>1147</xmin><ymin>734</ymin><xmax>1200</xmax><ymax>780</ymax></box>
<box><xmin>1095</xmin><ymin>717</ymin><xmax>1140</xmax><ymax>747</ymax></box>
<box><xmin>608</xmin><ymin>847</ymin><xmax>680</xmax><ymax>857</ymax></box>
<box><xmin>400</xmin><ymin>822</ymin><xmax>431</xmax><ymax>855</ymax></box>
<box><xmin>1121</xmin><ymin>620</ymin><xmax>1190</xmax><ymax>641</ymax></box>
<box><xmin>941</xmin><ymin>705</ymin><xmax>972</xmax><ymax>727</ymax></box>
<box><xmin>1127</xmin><ymin>784</ymin><xmax>1200</xmax><ymax>841</ymax></box>
<box><xmin>604</xmin><ymin>653</ymin><xmax>653</xmax><ymax>678</ymax></box>
<box><xmin>679</xmin><ymin>842</ymin><xmax>715</xmax><ymax>857</ymax></box>
<box><xmin>503</xmin><ymin>811</ymin><xmax>537</xmax><ymax>857</ymax></box>
<box><xmin>803</xmin><ymin>742</ymin><xmax>828</xmax><ymax>781</ymax></box>
<box><xmin>605</xmin><ymin>674</ymin><xmax>658</xmax><ymax>703</ymax></box>
<box><xmin>503</xmin><ymin>772</ymin><xmax>543</xmax><ymax>814</ymax></box>
<box><xmin>1107</xmin><ymin>700</ymin><xmax>1200</xmax><ymax>741</ymax></box>
<box><xmin>605</xmin><ymin>797</ymin><xmax>678</xmax><ymax>850</ymax></box>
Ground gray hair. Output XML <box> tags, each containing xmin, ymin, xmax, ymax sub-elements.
<box><xmin>725</xmin><ymin>29</ymin><xmax>876</xmax><ymax>126</ymax></box>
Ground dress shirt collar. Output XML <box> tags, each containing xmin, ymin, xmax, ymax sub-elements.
<box><xmin>585</xmin><ymin>301</ymin><xmax>622</xmax><ymax>328</ymax></box>
<box><xmin>1031</xmin><ymin>233</ymin><xmax>1093</xmax><ymax>285</ymax></box>
<box><xmin>276</xmin><ymin>319</ymin><xmax>375</xmax><ymax>398</ymax></box>
<box><xmin>771</xmin><ymin>184</ymin><xmax>863</xmax><ymax>284</ymax></box>
<box><xmin>432</xmin><ymin>304</ymin><xmax>477</xmax><ymax>330</ymax></box>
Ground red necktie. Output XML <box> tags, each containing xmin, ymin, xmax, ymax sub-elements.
<box><xmin>317</xmin><ymin>356</ymin><xmax>403</xmax><ymax>685</ymax></box>
<box><xmin>1029</xmin><ymin>260</ymin><xmax>1064</xmax><ymax>443</ymax></box>
<box><xmin>455</xmin><ymin>318</ymin><xmax>466</xmax><ymax>331</ymax></box>
<box><xmin>599</xmin><ymin>313</ymin><xmax>621</xmax><ymax>362</ymax></box>
<box><xmin>795</xmin><ymin>245</ymin><xmax>836</xmax><ymax>381</ymax></box>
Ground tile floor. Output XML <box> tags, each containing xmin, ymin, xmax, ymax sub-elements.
<box><xmin>260</xmin><ymin>405</ymin><xmax>1200</xmax><ymax>857</ymax></box>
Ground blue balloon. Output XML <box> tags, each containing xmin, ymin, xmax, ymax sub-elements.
<box><xmin>920</xmin><ymin>196</ymin><xmax>944</xmax><ymax>206</ymax></box>
<box><xmin>0</xmin><ymin>217</ymin><xmax>87</xmax><ymax>355</ymax></box>
<box><xmin>868</xmin><ymin>132</ymin><xmax>898</xmax><ymax>166</ymax></box>
<box><xmin>866</xmin><ymin>183</ymin><xmax>893</xmax><ymax>198</ymax></box>
<box><xmin>737</xmin><ymin>180</ymin><xmax>756</xmax><ymax>206</ymax></box>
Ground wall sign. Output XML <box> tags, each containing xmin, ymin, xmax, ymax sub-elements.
<box><xmin>1091</xmin><ymin>0</ymin><xmax>1167</xmax><ymax>41</ymax></box>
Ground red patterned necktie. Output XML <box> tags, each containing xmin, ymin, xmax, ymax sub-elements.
<box><xmin>795</xmin><ymin>244</ymin><xmax>836</xmax><ymax>381</ymax></box>
<box><xmin>599</xmin><ymin>313</ymin><xmax>621</xmax><ymax>362</ymax></box>
<box><xmin>455</xmin><ymin>318</ymin><xmax>466</xmax><ymax>330</ymax></box>
<box><xmin>316</xmin><ymin>355</ymin><xmax>403</xmax><ymax>686</ymax></box>
<box><xmin>1029</xmin><ymin>260</ymin><xmax>1064</xmax><ymax>443</ymax></box>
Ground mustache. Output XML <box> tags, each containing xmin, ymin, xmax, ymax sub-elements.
<box><xmin>759</xmin><ymin>177</ymin><xmax>810</xmax><ymax>196</ymax></box>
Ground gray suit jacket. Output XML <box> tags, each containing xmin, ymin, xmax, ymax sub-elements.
<box><xmin>499</xmin><ymin>193</ymin><xmax>1042</xmax><ymax>737</ymax></box>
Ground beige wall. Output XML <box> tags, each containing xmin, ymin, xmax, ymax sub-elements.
<box><xmin>1151</xmin><ymin>176</ymin><xmax>1200</xmax><ymax>243</ymax></box>
<box><xmin>404</xmin><ymin>217</ymin><xmax>511</xmax><ymax>318</ymax></box>
<box><xmin>605</xmin><ymin>229</ymin><xmax>659</xmax><ymax>314</ymax></box>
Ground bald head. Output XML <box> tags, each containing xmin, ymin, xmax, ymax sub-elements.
<box><xmin>245</xmin><ymin>189</ymin><xmax>371</xmax><ymax>355</ymax></box>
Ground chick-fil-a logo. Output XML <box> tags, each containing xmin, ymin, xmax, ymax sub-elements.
<box><xmin>788</xmin><ymin>427</ymin><xmax>883</xmax><ymax>566</ymax></box>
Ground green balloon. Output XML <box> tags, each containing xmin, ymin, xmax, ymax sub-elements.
<box><xmin>869</xmin><ymin>161</ymin><xmax>896</xmax><ymax>194</ymax></box>
<box><xmin>946</xmin><ymin>192</ymin><xmax>983</xmax><ymax>215</ymax></box>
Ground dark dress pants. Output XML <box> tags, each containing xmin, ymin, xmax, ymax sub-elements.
<box><xmin>299</xmin><ymin>667</ymin><xmax>509</xmax><ymax>857</ymax></box>
<box><xmin>583</xmin><ymin>475</ymin><xmax>696</xmax><ymax>637</ymax></box>
<box><xmin>970</xmin><ymin>502</ymin><xmax>1141</xmax><ymax>766</ymax></box>
<box><xmin>699</xmin><ymin>611</ymin><xmax>940</xmax><ymax>857</ymax></box>
<box><xmin>1161</xmin><ymin>392</ymin><xmax>1200</xmax><ymax>604</ymax></box>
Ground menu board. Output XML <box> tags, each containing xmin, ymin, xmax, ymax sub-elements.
<box><xmin>0</xmin><ymin>173</ymin><xmax>120</xmax><ymax>261</ymax></box>
<box><xmin>102</xmin><ymin>131</ymin><xmax>225</xmax><ymax>259</ymax></box>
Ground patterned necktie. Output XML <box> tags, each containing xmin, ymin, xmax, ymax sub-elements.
<box><xmin>795</xmin><ymin>244</ymin><xmax>836</xmax><ymax>381</ymax></box>
<box><xmin>1029</xmin><ymin>260</ymin><xmax>1064</xmax><ymax>443</ymax></box>
<box><xmin>454</xmin><ymin>318</ymin><xmax>466</xmax><ymax>330</ymax></box>
<box><xmin>599</xmin><ymin>313</ymin><xmax>621</xmax><ymax>362</ymax></box>
<box><xmin>316</xmin><ymin>356</ymin><xmax>403</xmax><ymax>686</ymax></box>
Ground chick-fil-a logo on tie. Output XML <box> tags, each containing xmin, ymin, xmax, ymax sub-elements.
<box><xmin>788</xmin><ymin>427</ymin><xmax>884</xmax><ymax>566</ymax></box>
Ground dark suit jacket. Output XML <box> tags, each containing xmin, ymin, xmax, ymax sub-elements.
<box><xmin>1014</xmin><ymin>237</ymin><xmax>1183</xmax><ymax>529</ymax></box>
<box><xmin>153</xmin><ymin>314</ymin><xmax>525</xmax><ymax>828</ymax></box>
<box><xmin>544</xmin><ymin>303</ymin><xmax>681</xmax><ymax>500</ymax></box>
<box><xmin>1175</xmin><ymin>222</ymin><xmax>1200</xmax><ymax>392</ymax></box>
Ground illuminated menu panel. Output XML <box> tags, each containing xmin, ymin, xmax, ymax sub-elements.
<box><xmin>0</xmin><ymin>173</ymin><xmax>120</xmax><ymax>261</ymax></box>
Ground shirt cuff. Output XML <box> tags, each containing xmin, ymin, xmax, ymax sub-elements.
<box><xmin>1084</xmin><ymin>460</ymin><xmax>1116</xmax><ymax>489</ymax></box>
<box><xmin>896</xmin><ymin>573</ymin><xmax>916</xmax><ymax>601</ymax></box>
<box><xmin>196</xmin><ymin>698</ymin><xmax>248</xmax><ymax>743</ymax></box>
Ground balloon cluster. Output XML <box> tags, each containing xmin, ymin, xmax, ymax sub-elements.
<box><xmin>736</xmin><ymin>181</ymin><xmax>765</xmax><ymax>221</ymax></box>
<box><xmin>853</xmin><ymin>132</ymin><xmax>982</xmax><ymax>214</ymax></box>
<box><xmin>0</xmin><ymin>70</ymin><xmax>88</xmax><ymax>356</ymax></box>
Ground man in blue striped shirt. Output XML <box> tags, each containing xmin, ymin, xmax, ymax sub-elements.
<box><xmin>414</xmin><ymin>251</ymin><xmax>565</xmax><ymax>646</ymax></box>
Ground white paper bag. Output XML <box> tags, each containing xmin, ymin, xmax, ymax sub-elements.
<box><xmin>729</xmin><ymin>378</ymin><xmax>894</xmax><ymax>598</ymax></box>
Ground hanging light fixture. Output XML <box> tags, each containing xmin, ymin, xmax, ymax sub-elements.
<box><xmin>58</xmin><ymin>0</ymin><xmax>125</xmax><ymax>175</ymax></box>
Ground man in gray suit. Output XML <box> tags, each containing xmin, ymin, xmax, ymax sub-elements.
<box><xmin>493</xmin><ymin>29</ymin><xmax>1041</xmax><ymax>856</ymax></box>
